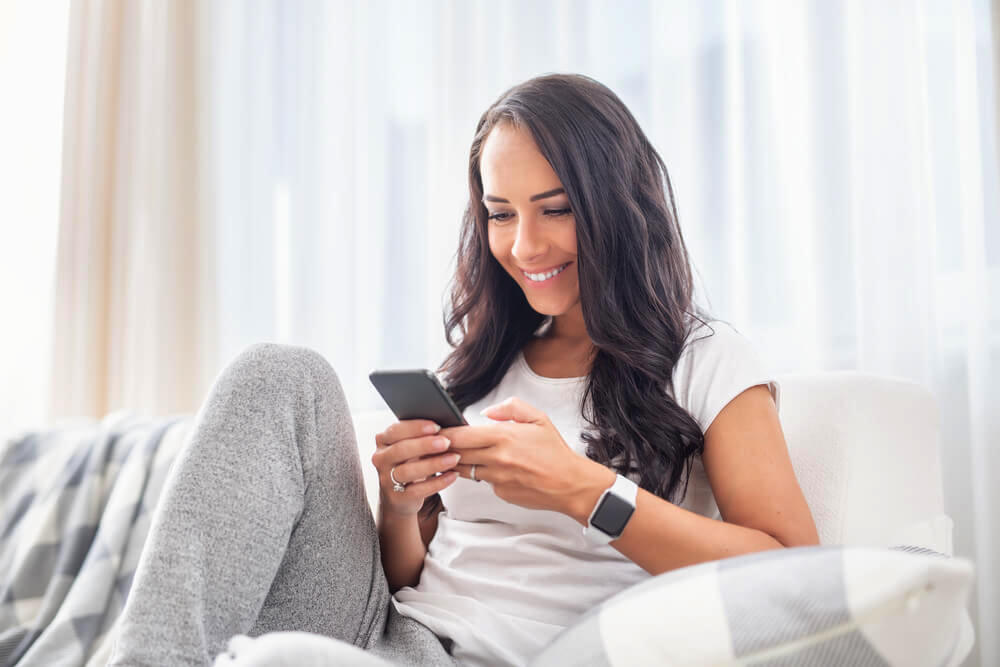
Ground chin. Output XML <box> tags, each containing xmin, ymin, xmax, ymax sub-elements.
<box><xmin>525</xmin><ymin>297</ymin><xmax>578</xmax><ymax>318</ymax></box>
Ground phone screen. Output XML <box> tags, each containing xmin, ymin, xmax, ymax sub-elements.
<box><xmin>369</xmin><ymin>369</ymin><xmax>469</xmax><ymax>428</ymax></box>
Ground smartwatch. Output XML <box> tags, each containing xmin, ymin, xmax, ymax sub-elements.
<box><xmin>583</xmin><ymin>473</ymin><xmax>638</xmax><ymax>545</ymax></box>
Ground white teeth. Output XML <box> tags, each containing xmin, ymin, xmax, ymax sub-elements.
<box><xmin>524</xmin><ymin>263</ymin><xmax>568</xmax><ymax>282</ymax></box>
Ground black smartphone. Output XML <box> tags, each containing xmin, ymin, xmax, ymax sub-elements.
<box><xmin>368</xmin><ymin>368</ymin><xmax>469</xmax><ymax>428</ymax></box>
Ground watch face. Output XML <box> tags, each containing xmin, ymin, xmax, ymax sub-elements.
<box><xmin>592</xmin><ymin>492</ymin><xmax>635</xmax><ymax>535</ymax></box>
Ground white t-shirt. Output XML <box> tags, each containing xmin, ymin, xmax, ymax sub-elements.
<box><xmin>391</xmin><ymin>316</ymin><xmax>781</xmax><ymax>666</ymax></box>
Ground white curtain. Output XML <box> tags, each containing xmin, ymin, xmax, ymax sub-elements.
<box><xmin>48</xmin><ymin>0</ymin><xmax>217</xmax><ymax>421</ymax></box>
<box><xmin>4</xmin><ymin>0</ymin><xmax>995</xmax><ymax>663</ymax></box>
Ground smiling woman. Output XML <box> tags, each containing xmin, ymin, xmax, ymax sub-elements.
<box><xmin>381</xmin><ymin>73</ymin><xmax>818</xmax><ymax>666</ymax></box>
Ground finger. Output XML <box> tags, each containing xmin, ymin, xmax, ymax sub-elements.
<box><xmin>373</xmin><ymin>433</ymin><xmax>448</xmax><ymax>470</ymax></box>
<box><xmin>389</xmin><ymin>434</ymin><xmax>453</xmax><ymax>466</ymax></box>
<box><xmin>440</xmin><ymin>449</ymin><xmax>485</xmax><ymax>467</ymax></box>
<box><xmin>453</xmin><ymin>463</ymin><xmax>489</xmax><ymax>484</ymax></box>
<box><xmin>398</xmin><ymin>469</ymin><xmax>460</xmax><ymax>496</ymax></box>
<box><xmin>480</xmin><ymin>396</ymin><xmax>547</xmax><ymax>424</ymax></box>
<box><xmin>392</xmin><ymin>451</ymin><xmax>461</xmax><ymax>484</ymax></box>
<box><xmin>438</xmin><ymin>423</ymin><xmax>505</xmax><ymax>450</ymax></box>
<box><xmin>378</xmin><ymin>419</ymin><xmax>442</xmax><ymax>448</ymax></box>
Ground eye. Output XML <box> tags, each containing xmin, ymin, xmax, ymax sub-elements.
<box><xmin>487</xmin><ymin>208</ymin><xmax>573</xmax><ymax>224</ymax></box>
<box><xmin>487</xmin><ymin>212</ymin><xmax>512</xmax><ymax>223</ymax></box>
<box><xmin>545</xmin><ymin>208</ymin><xmax>573</xmax><ymax>217</ymax></box>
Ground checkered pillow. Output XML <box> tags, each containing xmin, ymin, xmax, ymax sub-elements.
<box><xmin>529</xmin><ymin>544</ymin><xmax>975</xmax><ymax>667</ymax></box>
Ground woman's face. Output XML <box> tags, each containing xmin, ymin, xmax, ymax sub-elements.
<box><xmin>480</xmin><ymin>124</ymin><xmax>580</xmax><ymax>319</ymax></box>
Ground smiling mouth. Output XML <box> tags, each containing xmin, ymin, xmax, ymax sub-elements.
<box><xmin>522</xmin><ymin>262</ymin><xmax>571</xmax><ymax>282</ymax></box>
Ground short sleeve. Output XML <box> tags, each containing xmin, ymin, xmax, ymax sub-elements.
<box><xmin>670</xmin><ymin>321</ymin><xmax>781</xmax><ymax>435</ymax></box>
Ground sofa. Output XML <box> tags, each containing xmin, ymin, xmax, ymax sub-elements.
<box><xmin>0</xmin><ymin>370</ymin><xmax>977</xmax><ymax>666</ymax></box>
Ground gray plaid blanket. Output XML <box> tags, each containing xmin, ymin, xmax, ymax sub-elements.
<box><xmin>0</xmin><ymin>411</ymin><xmax>194</xmax><ymax>667</ymax></box>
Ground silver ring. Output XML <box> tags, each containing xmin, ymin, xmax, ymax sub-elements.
<box><xmin>390</xmin><ymin>465</ymin><xmax>406</xmax><ymax>492</ymax></box>
<box><xmin>470</xmin><ymin>464</ymin><xmax>477</xmax><ymax>482</ymax></box>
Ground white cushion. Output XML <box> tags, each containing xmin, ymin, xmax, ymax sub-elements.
<box><xmin>776</xmin><ymin>372</ymin><xmax>950</xmax><ymax>550</ymax></box>
<box><xmin>528</xmin><ymin>545</ymin><xmax>975</xmax><ymax>667</ymax></box>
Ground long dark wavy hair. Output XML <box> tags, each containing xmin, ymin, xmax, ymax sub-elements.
<box><xmin>420</xmin><ymin>72</ymin><xmax>718</xmax><ymax>522</ymax></box>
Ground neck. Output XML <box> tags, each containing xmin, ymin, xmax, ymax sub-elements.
<box><xmin>545</xmin><ymin>304</ymin><xmax>592</xmax><ymax>348</ymax></box>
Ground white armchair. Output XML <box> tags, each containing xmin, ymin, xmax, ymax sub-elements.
<box><xmin>351</xmin><ymin>370</ymin><xmax>976</xmax><ymax>665</ymax></box>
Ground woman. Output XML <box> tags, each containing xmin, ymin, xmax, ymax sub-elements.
<box><xmin>108</xmin><ymin>73</ymin><xmax>818</xmax><ymax>667</ymax></box>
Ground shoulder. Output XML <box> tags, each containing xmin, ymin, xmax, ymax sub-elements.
<box><xmin>676</xmin><ymin>318</ymin><xmax>757</xmax><ymax>367</ymax></box>
<box><xmin>671</xmin><ymin>317</ymin><xmax>779</xmax><ymax>434</ymax></box>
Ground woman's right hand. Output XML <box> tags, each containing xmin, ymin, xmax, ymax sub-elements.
<box><xmin>372</xmin><ymin>419</ymin><xmax>461</xmax><ymax>516</ymax></box>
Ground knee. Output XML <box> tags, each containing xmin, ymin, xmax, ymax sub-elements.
<box><xmin>218</xmin><ymin>342</ymin><xmax>346</xmax><ymax>405</ymax></box>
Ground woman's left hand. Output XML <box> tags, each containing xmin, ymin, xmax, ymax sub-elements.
<box><xmin>438</xmin><ymin>396</ymin><xmax>601</xmax><ymax>515</ymax></box>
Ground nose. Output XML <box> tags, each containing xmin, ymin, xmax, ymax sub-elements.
<box><xmin>510</xmin><ymin>217</ymin><xmax>548</xmax><ymax>263</ymax></box>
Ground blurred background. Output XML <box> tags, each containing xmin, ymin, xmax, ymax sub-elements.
<box><xmin>0</xmin><ymin>0</ymin><xmax>996</xmax><ymax>663</ymax></box>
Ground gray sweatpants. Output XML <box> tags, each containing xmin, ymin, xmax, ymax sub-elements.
<box><xmin>107</xmin><ymin>343</ymin><xmax>458</xmax><ymax>667</ymax></box>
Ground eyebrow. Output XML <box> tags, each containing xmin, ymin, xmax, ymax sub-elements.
<box><xmin>482</xmin><ymin>188</ymin><xmax>565</xmax><ymax>204</ymax></box>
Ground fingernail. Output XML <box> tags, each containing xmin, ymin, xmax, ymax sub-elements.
<box><xmin>424</xmin><ymin>423</ymin><xmax>441</xmax><ymax>434</ymax></box>
<box><xmin>434</xmin><ymin>437</ymin><xmax>450</xmax><ymax>450</ymax></box>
